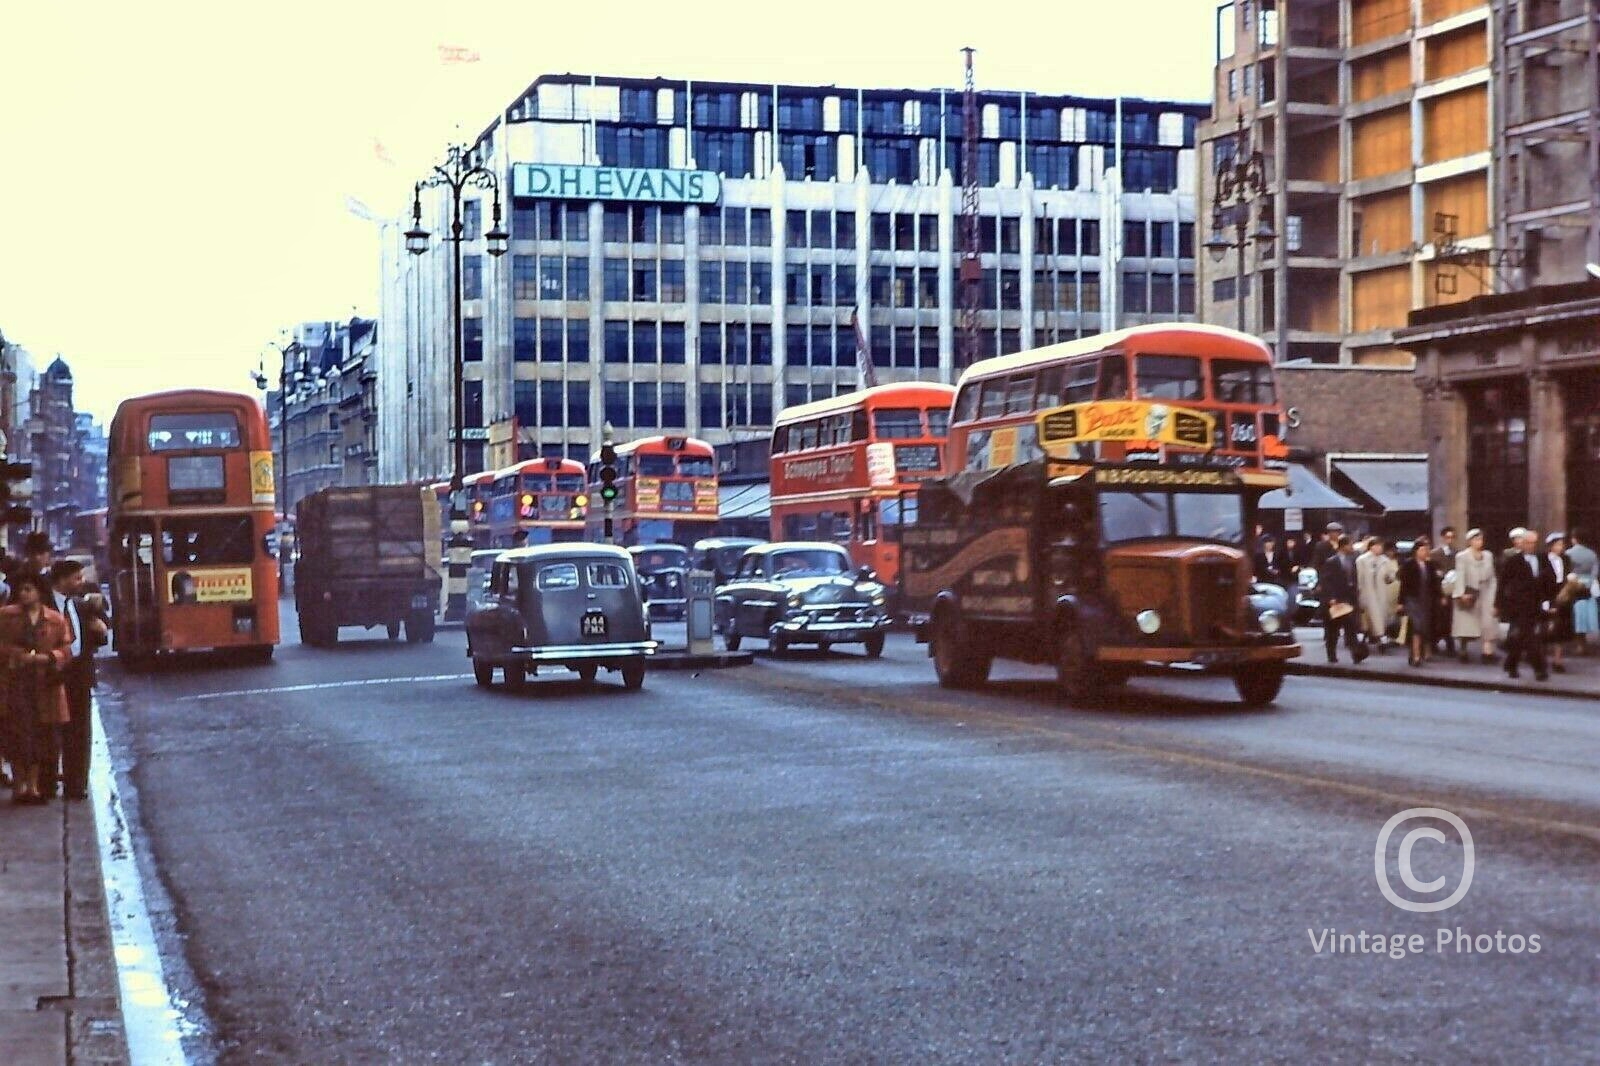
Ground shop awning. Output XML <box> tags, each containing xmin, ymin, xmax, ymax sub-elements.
<box><xmin>1332</xmin><ymin>460</ymin><xmax>1429</xmax><ymax>514</ymax></box>
<box><xmin>1258</xmin><ymin>463</ymin><xmax>1359</xmax><ymax>511</ymax></box>
<box><xmin>718</xmin><ymin>482</ymin><xmax>771</xmax><ymax>520</ymax></box>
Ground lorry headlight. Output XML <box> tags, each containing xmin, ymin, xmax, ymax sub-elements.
<box><xmin>1136</xmin><ymin>609</ymin><xmax>1161</xmax><ymax>635</ymax></box>
<box><xmin>1258</xmin><ymin>609</ymin><xmax>1282</xmax><ymax>635</ymax></box>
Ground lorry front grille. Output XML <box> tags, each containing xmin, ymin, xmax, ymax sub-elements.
<box><xmin>1186</xmin><ymin>560</ymin><xmax>1239</xmax><ymax>641</ymax></box>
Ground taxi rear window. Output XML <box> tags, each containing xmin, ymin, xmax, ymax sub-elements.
<box><xmin>587</xmin><ymin>563</ymin><xmax>629</xmax><ymax>588</ymax></box>
<box><xmin>536</xmin><ymin>563</ymin><xmax>580</xmax><ymax>590</ymax></box>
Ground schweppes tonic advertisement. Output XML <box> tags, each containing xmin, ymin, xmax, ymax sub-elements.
<box><xmin>1037</xmin><ymin>401</ymin><xmax>1214</xmax><ymax>451</ymax></box>
<box><xmin>168</xmin><ymin>566</ymin><xmax>254</xmax><ymax>605</ymax></box>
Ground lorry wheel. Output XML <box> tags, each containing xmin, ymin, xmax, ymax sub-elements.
<box><xmin>620</xmin><ymin>660</ymin><xmax>646</xmax><ymax>691</ymax></box>
<box><xmin>1055</xmin><ymin>625</ymin><xmax>1106</xmax><ymax>704</ymax></box>
<box><xmin>863</xmin><ymin>633</ymin><xmax>886</xmax><ymax>659</ymax></box>
<box><xmin>1234</xmin><ymin>666</ymin><xmax>1286</xmax><ymax>707</ymax></box>
<box><xmin>386</xmin><ymin>622</ymin><xmax>401</xmax><ymax>641</ymax></box>
<box><xmin>931</xmin><ymin>611</ymin><xmax>990</xmax><ymax>689</ymax></box>
<box><xmin>406</xmin><ymin>612</ymin><xmax>436</xmax><ymax>644</ymax></box>
<box><xmin>473</xmin><ymin>659</ymin><xmax>494</xmax><ymax>687</ymax></box>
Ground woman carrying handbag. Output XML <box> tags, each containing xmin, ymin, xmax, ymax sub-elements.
<box><xmin>1450</xmin><ymin>529</ymin><xmax>1499</xmax><ymax>664</ymax></box>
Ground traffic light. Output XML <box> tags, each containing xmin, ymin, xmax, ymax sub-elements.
<box><xmin>0</xmin><ymin>460</ymin><xmax>33</xmax><ymax>526</ymax></box>
<box><xmin>598</xmin><ymin>442</ymin><xmax>618</xmax><ymax>504</ymax></box>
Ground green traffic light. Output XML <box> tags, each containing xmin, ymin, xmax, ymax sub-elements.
<box><xmin>599</xmin><ymin>484</ymin><xmax>619</xmax><ymax>502</ymax></box>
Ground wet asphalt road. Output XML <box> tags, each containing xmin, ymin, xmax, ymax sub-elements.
<box><xmin>100</xmin><ymin>607</ymin><xmax>1600</xmax><ymax>1063</ymax></box>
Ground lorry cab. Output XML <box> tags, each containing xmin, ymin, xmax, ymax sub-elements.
<box><xmin>465</xmin><ymin>544</ymin><xmax>656</xmax><ymax>691</ymax></box>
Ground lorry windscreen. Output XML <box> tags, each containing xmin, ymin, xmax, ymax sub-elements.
<box><xmin>1099</xmin><ymin>491</ymin><xmax>1244</xmax><ymax>545</ymax></box>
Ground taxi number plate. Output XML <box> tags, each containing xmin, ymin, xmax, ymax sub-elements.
<box><xmin>581</xmin><ymin>611</ymin><xmax>608</xmax><ymax>638</ymax></box>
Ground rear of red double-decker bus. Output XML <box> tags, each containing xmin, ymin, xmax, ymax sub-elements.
<box><xmin>107</xmin><ymin>390</ymin><xmax>280</xmax><ymax>665</ymax></box>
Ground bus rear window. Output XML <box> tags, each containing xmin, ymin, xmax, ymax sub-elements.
<box><xmin>1134</xmin><ymin>355</ymin><xmax>1203</xmax><ymax>401</ymax></box>
<box><xmin>1211</xmin><ymin>359</ymin><xmax>1277</xmax><ymax>405</ymax></box>
<box><xmin>926</xmin><ymin>408</ymin><xmax>950</xmax><ymax>438</ymax></box>
<box><xmin>148</xmin><ymin>412</ymin><xmax>241</xmax><ymax>451</ymax></box>
<box><xmin>167</xmin><ymin>456</ymin><xmax>225</xmax><ymax>493</ymax></box>
<box><xmin>873</xmin><ymin>409</ymin><xmax>922</xmax><ymax>439</ymax></box>
<box><xmin>161</xmin><ymin>515</ymin><xmax>255</xmax><ymax>566</ymax></box>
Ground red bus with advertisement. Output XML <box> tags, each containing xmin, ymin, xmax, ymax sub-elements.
<box><xmin>946</xmin><ymin>323</ymin><xmax>1289</xmax><ymax>487</ymax></box>
<box><xmin>769</xmin><ymin>382</ymin><xmax>956</xmax><ymax>591</ymax></box>
<box><xmin>485</xmin><ymin>457</ymin><xmax>588</xmax><ymax>547</ymax></box>
<box><xmin>586</xmin><ymin>435</ymin><xmax>718</xmax><ymax>546</ymax></box>
<box><xmin>106</xmin><ymin>389</ymin><xmax>280</xmax><ymax>664</ymax></box>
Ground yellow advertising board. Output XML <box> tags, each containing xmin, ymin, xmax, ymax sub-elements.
<box><xmin>636</xmin><ymin>477</ymin><xmax>661</xmax><ymax>510</ymax></box>
<box><xmin>694</xmin><ymin>479</ymin><xmax>718</xmax><ymax>514</ymax></box>
<box><xmin>249</xmin><ymin>451</ymin><xmax>276</xmax><ymax>506</ymax></box>
<box><xmin>168</xmin><ymin>566</ymin><xmax>254</xmax><ymax>605</ymax></box>
<box><xmin>1036</xmin><ymin>402</ymin><xmax>1214</xmax><ymax>453</ymax></box>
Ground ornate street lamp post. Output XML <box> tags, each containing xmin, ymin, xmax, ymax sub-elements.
<box><xmin>252</xmin><ymin>339</ymin><xmax>308</xmax><ymax>589</ymax></box>
<box><xmin>1205</xmin><ymin>115</ymin><xmax>1278</xmax><ymax>335</ymax></box>
<box><xmin>405</xmin><ymin>144</ymin><xmax>508</xmax><ymax>621</ymax></box>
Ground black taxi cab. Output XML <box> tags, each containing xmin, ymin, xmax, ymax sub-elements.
<box><xmin>465</xmin><ymin>544</ymin><xmax>656</xmax><ymax>690</ymax></box>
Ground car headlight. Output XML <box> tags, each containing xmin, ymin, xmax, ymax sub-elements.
<box><xmin>871</xmin><ymin>594</ymin><xmax>886</xmax><ymax>606</ymax></box>
<box><xmin>1136</xmin><ymin>609</ymin><xmax>1161</xmax><ymax>635</ymax></box>
<box><xmin>787</xmin><ymin>591</ymin><xmax>802</xmax><ymax>607</ymax></box>
<box><xmin>1258</xmin><ymin>609</ymin><xmax>1282</xmax><ymax>635</ymax></box>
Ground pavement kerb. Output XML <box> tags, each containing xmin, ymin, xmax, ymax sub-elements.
<box><xmin>1282</xmin><ymin>659</ymin><xmax>1597</xmax><ymax>700</ymax></box>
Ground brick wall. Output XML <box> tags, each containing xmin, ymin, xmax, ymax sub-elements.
<box><xmin>1277</xmin><ymin>366</ymin><xmax>1426</xmax><ymax>458</ymax></box>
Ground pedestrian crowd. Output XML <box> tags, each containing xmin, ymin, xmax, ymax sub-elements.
<box><xmin>0</xmin><ymin>531</ymin><xmax>109</xmax><ymax>804</ymax></box>
<box><xmin>1254</xmin><ymin>523</ymin><xmax>1599</xmax><ymax>682</ymax></box>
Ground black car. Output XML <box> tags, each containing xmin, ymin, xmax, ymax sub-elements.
<box><xmin>714</xmin><ymin>541</ymin><xmax>891</xmax><ymax>657</ymax></box>
<box><xmin>629</xmin><ymin>544</ymin><xmax>691</xmax><ymax>620</ymax></box>
<box><xmin>465</xmin><ymin>544</ymin><xmax>656</xmax><ymax>690</ymax></box>
<box><xmin>693</xmin><ymin>536</ymin><xmax>767</xmax><ymax>585</ymax></box>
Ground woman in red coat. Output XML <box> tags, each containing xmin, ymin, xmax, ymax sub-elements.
<box><xmin>0</xmin><ymin>573</ymin><xmax>72</xmax><ymax>804</ymax></box>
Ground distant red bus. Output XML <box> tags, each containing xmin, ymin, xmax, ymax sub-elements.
<box><xmin>106</xmin><ymin>390</ymin><xmax>280</xmax><ymax>663</ymax></box>
<box><xmin>484</xmin><ymin>457</ymin><xmax>588</xmax><ymax>547</ymax></box>
<box><xmin>947</xmin><ymin>323</ymin><xmax>1289</xmax><ymax>486</ymax></box>
<box><xmin>769</xmin><ymin>382</ymin><xmax>956</xmax><ymax>590</ymax></box>
<box><xmin>586</xmin><ymin>435</ymin><xmax>719</xmax><ymax>547</ymax></box>
<box><xmin>68</xmin><ymin>507</ymin><xmax>110</xmax><ymax>586</ymax></box>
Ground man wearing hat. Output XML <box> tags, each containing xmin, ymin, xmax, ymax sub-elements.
<box><xmin>1496</xmin><ymin>528</ymin><xmax>1555</xmax><ymax>681</ymax></box>
<box><xmin>1310</xmin><ymin>522</ymin><xmax>1344</xmax><ymax>573</ymax></box>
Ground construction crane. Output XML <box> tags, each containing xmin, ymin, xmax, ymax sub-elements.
<box><xmin>957</xmin><ymin>46</ymin><xmax>982</xmax><ymax>372</ymax></box>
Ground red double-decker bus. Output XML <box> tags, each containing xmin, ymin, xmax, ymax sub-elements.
<box><xmin>484</xmin><ymin>457</ymin><xmax>588</xmax><ymax>547</ymax></box>
<box><xmin>769</xmin><ymin>382</ymin><xmax>956</xmax><ymax>590</ymax></box>
<box><xmin>106</xmin><ymin>390</ymin><xmax>280</xmax><ymax>664</ymax></box>
<box><xmin>586</xmin><ymin>435</ymin><xmax>718</xmax><ymax>546</ymax></box>
<box><xmin>947</xmin><ymin>323</ymin><xmax>1289</xmax><ymax>487</ymax></box>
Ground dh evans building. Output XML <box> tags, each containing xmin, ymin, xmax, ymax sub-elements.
<box><xmin>376</xmin><ymin>73</ymin><xmax>1207</xmax><ymax>481</ymax></box>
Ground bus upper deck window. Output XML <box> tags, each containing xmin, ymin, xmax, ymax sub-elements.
<box><xmin>1036</xmin><ymin>366</ymin><xmax>1065</xmax><ymax>408</ymax></box>
<box><xmin>1134</xmin><ymin>354</ymin><xmax>1203</xmax><ymax>401</ymax></box>
<box><xmin>639</xmin><ymin>454</ymin><xmax>674</xmax><ymax>477</ymax></box>
<box><xmin>925</xmin><ymin>408</ymin><xmax>950</xmax><ymax>438</ymax></box>
<box><xmin>1211</xmin><ymin>358</ymin><xmax>1276</xmax><ymax>405</ymax></box>
<box><xmin>978</xmin><ymin>380</ymin><xmax>1007</xmax><ymax>419</ymax></box>
<box><xmin>1096</xmin><ymin>355</ymin><xmax>1129</xmax><ymax>399</ymax></box>
<box><xmin>953</xmin><ymin>385</ymin><xmax>980</xmax><ymax>423</ymax></box>
<box><xmin>1003</xmin><ymin>374</ymin><xmax>1036</xmax><ymax>415</ymax></box>
<box><xmin>872</xmin><ymin>409</ymin><xmax>922</xmax><ymax>440</ymax></box>
<box><xmin>1063</xmin><ymin>361</ymin><xmax>1099</xmax><ymax>405</ymax></box>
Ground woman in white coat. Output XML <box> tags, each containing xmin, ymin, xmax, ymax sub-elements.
<box><xmin>1450</xmin><ymin>528</ymin><xmax>1499</xmax><ymax>663</ymax></box>
<box><xmin>1356</xmin><ymin>537</ymin><xmax>1393</xmax><ymax>650</ymax></box>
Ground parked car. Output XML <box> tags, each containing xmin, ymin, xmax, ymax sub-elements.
<box><xmin>693</xmin><ymin>537</ymin><xmax>767</xmax><ymax>585</ymax></box>
<box><xmin>629</xmin><ymin>544</ymin><xmax>691</xmax><ymax>620</ymax></box>
<box><xmin>714</xmin><ymin>541</ymin><xmax>891</xmax><ymax>657</ymax></box>
<box><xmin>465</xmin><ymin>544</ymin><xmax>656</xmax><ymax>690</ymax></box>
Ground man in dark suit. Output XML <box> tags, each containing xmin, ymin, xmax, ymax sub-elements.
<box><xmin>1318</xmin><ymin>534</ymin><xmax>1368</xmax><ymax>664</ymax></box>
<box><xmin>1496</xmin><ymin>528</ymin><xmax>1555</xmax><ymax>681</ymax></box>
<box><xmin>48</xmin><ymin>560</ymin><xmax>107</xmax><ymax>800</ymax></box>
<box><xmin>1254</xmin><ymin>535</ymin><xmax>1290</xmax><ymax>587</ymax></box>
<box><xmin>1310</xmin><ymin>522</ymin><xmax>1345</xmax><ymax>573</ymax></box>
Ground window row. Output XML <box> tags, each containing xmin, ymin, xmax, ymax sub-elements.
<box><xmin>511</xmin><ymin>255</ymin><xmax>590</xmax><ymax>301</ymax></box>
<box><xmin>603</xmin><ymin>321</ymin><xmax>688</xmax><ymax>363</ymax></box>
<box><xmin>513</xmin><ymin>379</ymin><xmax>591</xmax><ymax>428</ymax></box>
<box><xmin>510</xmin><ymin>201</ymin><xmax>590</xmax><ymax>242</ymax></box>
<box><xmin>602</xmin><ymin>381</ymin><xmax>690</xmax><ymax>431</ymax></box>
<box><xmin>699</xmin><ymin>382</ymin><xmax>774</xmax><ymax>429</ymax></box>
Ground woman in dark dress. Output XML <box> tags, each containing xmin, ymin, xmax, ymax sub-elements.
<box><xmin>1398</xmin><ymin>538</ymin><xmax>1442</xmax><ymax>667</ymax></box>
<box><xmin>0</xmin><ymin>574</ymin><xmax>72</xmax><ymax>804</ymax></box>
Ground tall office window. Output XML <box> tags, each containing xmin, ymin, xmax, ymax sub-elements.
<box><xmin>539</xmin><ymin>318</ymin><xmax>564</xmax><ymax>361</ymax></box>
<box><xmin>513</xmin><ymin>317</ymin><xmax>537</xmax><ymax>362</ymax></box>
<box><xmin>462</xmin><ymin>255</ymin><xmax>483</xmax><ymax>300</ymax></box>
<box><xmin>604</xmin><ymin>258</ymin><xmax>629</xmax><ymax>301</ymax></box>
<box><xmin>515</xmin><ymin>380</ymin><xmax>538</xmax><ymax>425</ymax></box>
<box><xmin>567</xmin><ymin>320</ymin><xmax>590</xmax><ymax>362</ymax></box>
<box><xmin>463</xmin><ymin>318</ymin><xmax>484</xmax><ymax>361</ymax></box>
<box><xmin>604</xmin><ymin>321</ymin><xmax>629</xmax><ymax>363</ymax></box>
<box><xmin>633</xmin><ymin>322</ymin><xmax>657</xmax><ymax>363</ymax></box>
<box><xmin>632</xmin><ymin>382</ymin><xmax>657</xmax><ymax>427</ymax></box>
<box><xmin>566</xmin><ymin>381</ymin><xmax>589</xmax><ymax>426</ymax></box>
<box><xmin>604</xmin><ymin>380</ymin><xmax>629</xmax><ymax>427</ymax></box>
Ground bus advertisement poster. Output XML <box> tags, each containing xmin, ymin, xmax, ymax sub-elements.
<box><xmin>168</xmin><ymin>566</ymin><xmax>254</xmax><ymax>605</ymax></box>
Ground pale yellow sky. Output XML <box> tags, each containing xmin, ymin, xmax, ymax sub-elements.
<box><xmin>0</xmin><ymin>0</ymin><xmax>1215</xmax><ymax>422</ymax></box>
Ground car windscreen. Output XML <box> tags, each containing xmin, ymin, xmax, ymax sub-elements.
<box><xmin>769</xmin><ymin>549</ymin><xmax>849</xmax><ymax>576</ymax></box>
<box><xmin>1099</xmin><ymin>491</ymin><xmax>1244</xmax><ymax>545</ymax></box>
